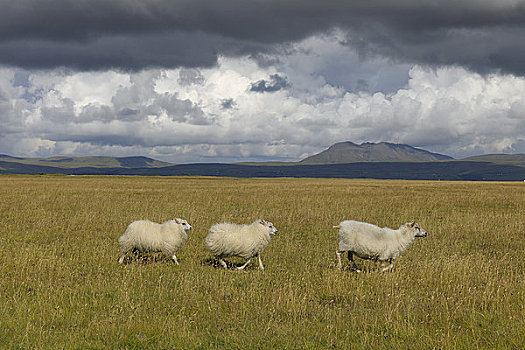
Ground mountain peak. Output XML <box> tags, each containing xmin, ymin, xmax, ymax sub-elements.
<box><xmin>300</xmin><ymin>141</ymin><xmax>453</xmax><ymax>164</ymax></box>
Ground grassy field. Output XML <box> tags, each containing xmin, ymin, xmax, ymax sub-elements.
<box><xmin>0</xmin><ymin>175</ymin><xmax>524</xmax><ymax>349</ymax></box>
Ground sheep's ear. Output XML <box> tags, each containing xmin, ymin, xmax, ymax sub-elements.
<box><xmin>408</xmin><ymin>222</ymin><xmax>415</xmax><ymax>227</ymax></box>
<box><xmin>175</xmin><ymin>218</ymin><xmax>182</xmax><ymax>223</ymax></box>
<box><xmin>258</xmin><ymin>219</ymin><xmax>267</xmax><ymax>225</ymax></box>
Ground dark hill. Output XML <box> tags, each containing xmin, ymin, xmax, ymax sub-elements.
<box><xmin>300</xmin><ymin>142</ymin><xmax>453</xmax><ymax>164</ymax></box>
<box><xmin>117</xmin><ymin>156</ymin><xmax>169</xmax><ymax>168</ymax></box>
<box><xmin>462</xmin><ymin>154</ymin><xmax>525</xmax><ymax>166</ymax></box>
<box><xmin>2</xmin><ymin>160</ymin><xmax>525</xmax><ymax>181</ymax></box>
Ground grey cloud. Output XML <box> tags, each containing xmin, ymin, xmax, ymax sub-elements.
<box><xmin>250</xmin><ymin>74</ymin><xmax>290</xmax><ymax>93</ymax></box>
<box><xmin>0</xmin><ymin>32</ymin><xmax>232</xmax><ymax>71</ymax></box>
<box><xmin>78</xmin><ymin>104</ymin><xmax>115</xmax><ymax>123</ymax></box>
<box><xmin>118</xmin><ymin>108</ymin><xmax>139</xmax><ymax>117</ymax></box>
<box><xmin>13</xmin><ymin>70</ymin><xmax>30</xmax><ymax>87</ymax></box>
<box><xmin>178</xmin><ymin>69</ymin><xmax>205</xmax><ymax>86</ymax></box>
<box><xmin>0</xmin><ymin>77</ymin><xmax>30</xmax><ymax>134</ymax></box>
<box><xmin>345</xmin><ymin>25</ymin><xmax>525</xmax><ymax>76</ymax></box>
<box><xmin>54</xmin><ymin>133</ymin><xmax>146</xmax><ymax>148</ymax></box>
<box><xmin>150</xmin><ymin>94</ymin><xmax>211</xmax><ymax>125</ymax></box>
<box><xmin>221</xmin><ymin>98</ymin><xmax>236</xmax><ymax>109</ymax></box>
<box><xmin>40</xmin><ymin>98</ymin><xmax>75</xmax><ymax>122</ymax></box>
<box><xmin>355</xmin><ymin>79</ymin><xmax>370</xmax><ymax>92</ymax></box>
<box><xmin>0</xmin><ymin>100</ymin><xmax>16</xmax><ymax>132</ymax></box>
<box><xmin>1</xmin><ymin>1</ymin><xmax>525</xmax><ymax>75</ymax></box>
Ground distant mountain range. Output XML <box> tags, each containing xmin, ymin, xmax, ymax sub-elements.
<box><xmin>0</xmin><ymin>155</ymin><xmax>171</xmax><ymax>169</ymax></box>
<box><xmin>461</xmin><ymin>153</ymin><xmax>525</xmax><ymax>165</ymax></box>
<box><xmin>1</xmin><ymin>142</ymin><xmax>525</xmax><ymax>181</ymax></box>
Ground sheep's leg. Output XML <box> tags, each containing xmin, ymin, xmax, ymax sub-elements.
<box><xmin>171</xmin><ymin>254</ymin><xmax>179</xmax><ymax>265</ymax></box>
<box><xmin>336</xmin><ymin>251</ymin><xmax>343</xmax><ymax>270</ymax></box>
<box><xmin>118</xmin><ymin>253</ymin><xmax>126</xmax><ymax>264</ymax></box>
<box><xmin>381</xmin><ymin>259</ymin><xmax>393</xmax><ymax>272</ymax></box>
<box><xmin>257</xmin><ymin>254</ymin><xmax>264</xmax><ymax>270</ymax></box>
<box><xmin>348</xmin><ymin>252</ymin><xmax>361</xmax><ymax>272</ymax></box>
<box><xmin>237</xmin><ymin>259</ymin><xmax>251</xmax><ymax>270</ymax></box>
<box><xmin>218</xmin><ymin>258</ymin><xmax>228</xmax><ymax>269</ymax></box>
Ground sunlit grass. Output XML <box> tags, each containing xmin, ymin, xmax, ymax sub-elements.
<box><xmin>0</xmin><ymin>175</ymin><xmax>523</xmax><ymax>349</ymax></box>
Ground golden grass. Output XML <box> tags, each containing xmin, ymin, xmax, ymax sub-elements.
<box><xmin>0</xmin><ymin>175</ymin><xmax>524</xmax><ymax>349</ymax></box>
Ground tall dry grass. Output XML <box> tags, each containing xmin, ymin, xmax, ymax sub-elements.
<box><xmin>0</xmin><ymin>175</ymin><xmax>523</xmax><ymax>349</ymax></box>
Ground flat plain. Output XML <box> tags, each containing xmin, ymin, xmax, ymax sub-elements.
<box><xmin>0</xmin><ymin>175</ymin><xmax>524</xmax><ymax>349</ymax></box>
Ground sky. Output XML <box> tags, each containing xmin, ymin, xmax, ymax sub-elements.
<box><xmin>1</xmin><ymin>0</ymin><xmax>525</xmax><ymax>163</ymax></box>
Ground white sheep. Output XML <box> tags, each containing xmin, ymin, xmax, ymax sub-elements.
<box><xmin>118</xmin><ymin>218</ymin><xmax>192</xmax><ymax>264</ymax></box>
<box><xmin>205</xmin><ymin>219</ymin><xmax>278</xmax><ymax>270</ymax></box>
<box><xmin>334</xmin><ymin>220</ymin><xmax>427</xmax><ymax>272</ymax></box>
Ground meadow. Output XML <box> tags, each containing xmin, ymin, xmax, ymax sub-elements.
<box><xmin>0</xmin><ymin>175</ymin><xmax>523</xmax><ymax>349</ymax></box>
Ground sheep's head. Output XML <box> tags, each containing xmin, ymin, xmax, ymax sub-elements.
<box><xmin>175</xmin><ymin>218</ymin><xmax>192</xmax><ymax>231</ymax></box>
<box><xmin>258</xmin><ymin>219</ymin><xmax>278</xmax><ymax>235</ymax></box>
<box><xmin>405</xmin><ymin>222</ymin><xmax>427</xmax><ymax>237</ymax></box>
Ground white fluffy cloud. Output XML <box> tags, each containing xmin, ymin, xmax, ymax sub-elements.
<box><xmin>1</xmin><ymin>35</ymin><xmax>524</xmax><ymax>162</ymax></box>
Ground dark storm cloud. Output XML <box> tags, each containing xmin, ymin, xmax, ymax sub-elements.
<box><xmin>0</xmin><ymin>32</ymin><xmax>261</xmax><ymax>71</ymax></box>
<box><xmin>2</xmin><ymin>1</ymin><xmax>525</xmax><ymax>74</ymax></box>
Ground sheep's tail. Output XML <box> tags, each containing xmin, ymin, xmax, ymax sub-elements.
<box><xmin>332</xmin><ymin>224</ymin><xmax>341</xmax><ymax>229</ymax></box>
